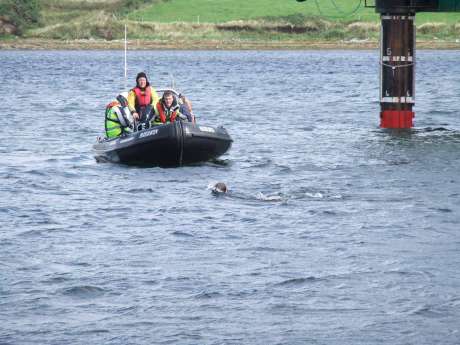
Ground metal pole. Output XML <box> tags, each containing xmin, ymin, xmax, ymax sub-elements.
<box><xmin>124</xmin><ymin>24</ymin><xmax>128</xmax><ymax>91</ymax></box>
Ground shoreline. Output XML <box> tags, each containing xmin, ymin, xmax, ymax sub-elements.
<box><xmin>1</xmin><ymin>38</ymin><xmax>460</xmax><ymax>50</ymax></box>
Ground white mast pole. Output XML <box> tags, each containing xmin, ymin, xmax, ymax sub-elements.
<box><xmin>124</xmin><ymin>24</ymin><xmax>128</xmax><ymax>91</ymax></box>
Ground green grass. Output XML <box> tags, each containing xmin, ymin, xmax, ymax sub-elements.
<box><xmin>2</xmin><ymin>0</ymin><xmax>460</xmax><ymax>45</ymax></box>
<box><xmin>417</xmin><ymin>12</ymin><xmax>460</xmax><ymax>24</ymax></box>
<box><xmin>128</xmin><ymin>0</ymin><xmax>460</xmax><ymax>24</ymax></box>
<box><xmin>129</xmin><ymin>0</ymin><xmax>373</xmax><ymax>23</ymax></box>
<box><xmin>39</xmin><ymin>0</ymin><xmax>123</xmax><ymax>25</ymax></box>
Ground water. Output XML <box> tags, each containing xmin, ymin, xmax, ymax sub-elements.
<box><xmin>1</xmin><ymin>50</ymin><xmax>460</xmax><ymax>344</ymax></box>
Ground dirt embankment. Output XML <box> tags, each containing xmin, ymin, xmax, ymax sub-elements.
<box><xmin>2</xmin><ymin>37</ymin><xmax>460</xmax><ymax>50</ymax></box>
<box><xmin>0</xmin><ymin>38</ymin><xmax>376</xmax><ymax>50</ymax></box>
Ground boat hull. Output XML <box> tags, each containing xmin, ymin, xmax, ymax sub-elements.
<box><xmin>93</xmin><ymin>122</ymin><xmax>232</xmax><ymax>167</ymax></box>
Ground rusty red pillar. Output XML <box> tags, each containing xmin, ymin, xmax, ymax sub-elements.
<box><xmin>379</xmin><ymin>14</ymin><xmax>415</xmax><ymax>128</ymax></box>
<box><xmin>375</xmin><ymin>0</ymin><xmax>439</xmax><ymax>129</ymax></box>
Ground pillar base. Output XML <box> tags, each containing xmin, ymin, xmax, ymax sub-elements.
<box><xmin>380</xmin><ymin>110</ymin><xmax>414</xmax><ymax>128</ymax></box>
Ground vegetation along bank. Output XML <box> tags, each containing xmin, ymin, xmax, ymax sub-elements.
<box><xmin>1</xmin><ymin>0</ymin><xmax>460</xmax><ymax>49</ymax></box>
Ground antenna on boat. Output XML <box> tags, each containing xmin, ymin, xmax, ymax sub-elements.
<box><xmin>169</xmin><ymin>73</ymin><xmax>176</xmax><ymax>90</ymax></box>
<box><xmin>124</xmin><ymin>23</ymin><xmax>128</xmax><ymax>91</ymax></box>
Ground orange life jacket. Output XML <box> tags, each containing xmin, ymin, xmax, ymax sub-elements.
<box><xmin>156</xmin><ymin>102</ymin><xmax>178</xmax><ymax>123</ymax></box>
<box><xmin>106</xmin><ymin>100</ymin><xmax>120</xmax><ymax>110</ymax></box>
<box><xmin>132</xmin><ymin>87</ymin><xmax>152</xmax><ymax>110</ymax></box>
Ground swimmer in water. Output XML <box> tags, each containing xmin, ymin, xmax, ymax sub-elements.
<box><xmin>209</xmin><ymin>182</ymin><xmax>284</xmax><ymax>202</ymax></box>
<box><xmin>211</xmin><ymin>182</ymin><xmax>228</xmax><ymax>195</ymax></box>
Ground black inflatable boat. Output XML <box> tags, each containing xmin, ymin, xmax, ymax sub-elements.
<box><xmin>93</xmin><ymin>121</ymin><xmax>232</xmax><ymax>167</ymax></box>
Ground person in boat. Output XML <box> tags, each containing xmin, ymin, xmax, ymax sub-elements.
<box><xmin>178</xmin><ymin>94</ymin><xmax>195</xmax><ymax>123</ymax></box>
<box><xmin>151</xmin><ymin>90</ymin><xmax>189</xmax><ymax>125</ymax></box>
<box><xmin>127</xmin><ymin>72</ymin><xmax>159</xmax><ymax>124</ymax></box>
<box><xmin>105</xmin><ymin>92</ymin><xmax>133</xmax><ymax>138</ymax></box>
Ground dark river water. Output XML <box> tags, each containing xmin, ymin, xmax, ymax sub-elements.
<box><xmin>1</xmin><ymin>50</ymin><xmax>460</xmax><ymax>345</ymax></box>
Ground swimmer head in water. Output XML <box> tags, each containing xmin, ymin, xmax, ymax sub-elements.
<box><xmin>211</xmin><ymin>182</ymin><xmax>227</xmax><ymax>195</ymax></box>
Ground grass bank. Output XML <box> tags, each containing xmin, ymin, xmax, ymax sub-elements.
<box><xmin>1</xmin><ymin>0</ymin><xmax>460</xmax><ymax>49</ymax></box>
<box><xmin>129</xmin><ymin>0</ymin><xmax>460</xmax><ymax>24</ymax></box>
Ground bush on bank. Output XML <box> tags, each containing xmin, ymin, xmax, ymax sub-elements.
<box><xmin>0</xmin><ymin>0</ymin><xmax>41</xmax><ymax>36</ymax></box>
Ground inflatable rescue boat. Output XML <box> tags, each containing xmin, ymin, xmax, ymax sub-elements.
<box><xmin>93</xmin><ymin>120</ymin><xmax>232</xmax><ymax>167</ymax></box>
<box><xmin>94</xmin><ymin>88</ymin><xmax>232</xmax><ymax>167</ymax></box>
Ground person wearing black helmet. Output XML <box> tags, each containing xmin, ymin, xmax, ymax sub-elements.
<box><xmin>127</xmin><ymin>72</ymin><xmax>160</xmax><ymax>124</ymax></box>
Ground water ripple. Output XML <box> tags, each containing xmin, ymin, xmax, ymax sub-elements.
<box><xmin>1</xmin><ymin>50</ymin><xmax>460</xmax><ymax>345</ymax></box>
<box><xmin>60</xmin><ymin>286</ymin><xmax>106</xmax><ymax>298</ymax></box>
<box><xmin>275</xmin><ymin>276</ymin><xmax>322</xmax><ymax>287</ymax></box>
